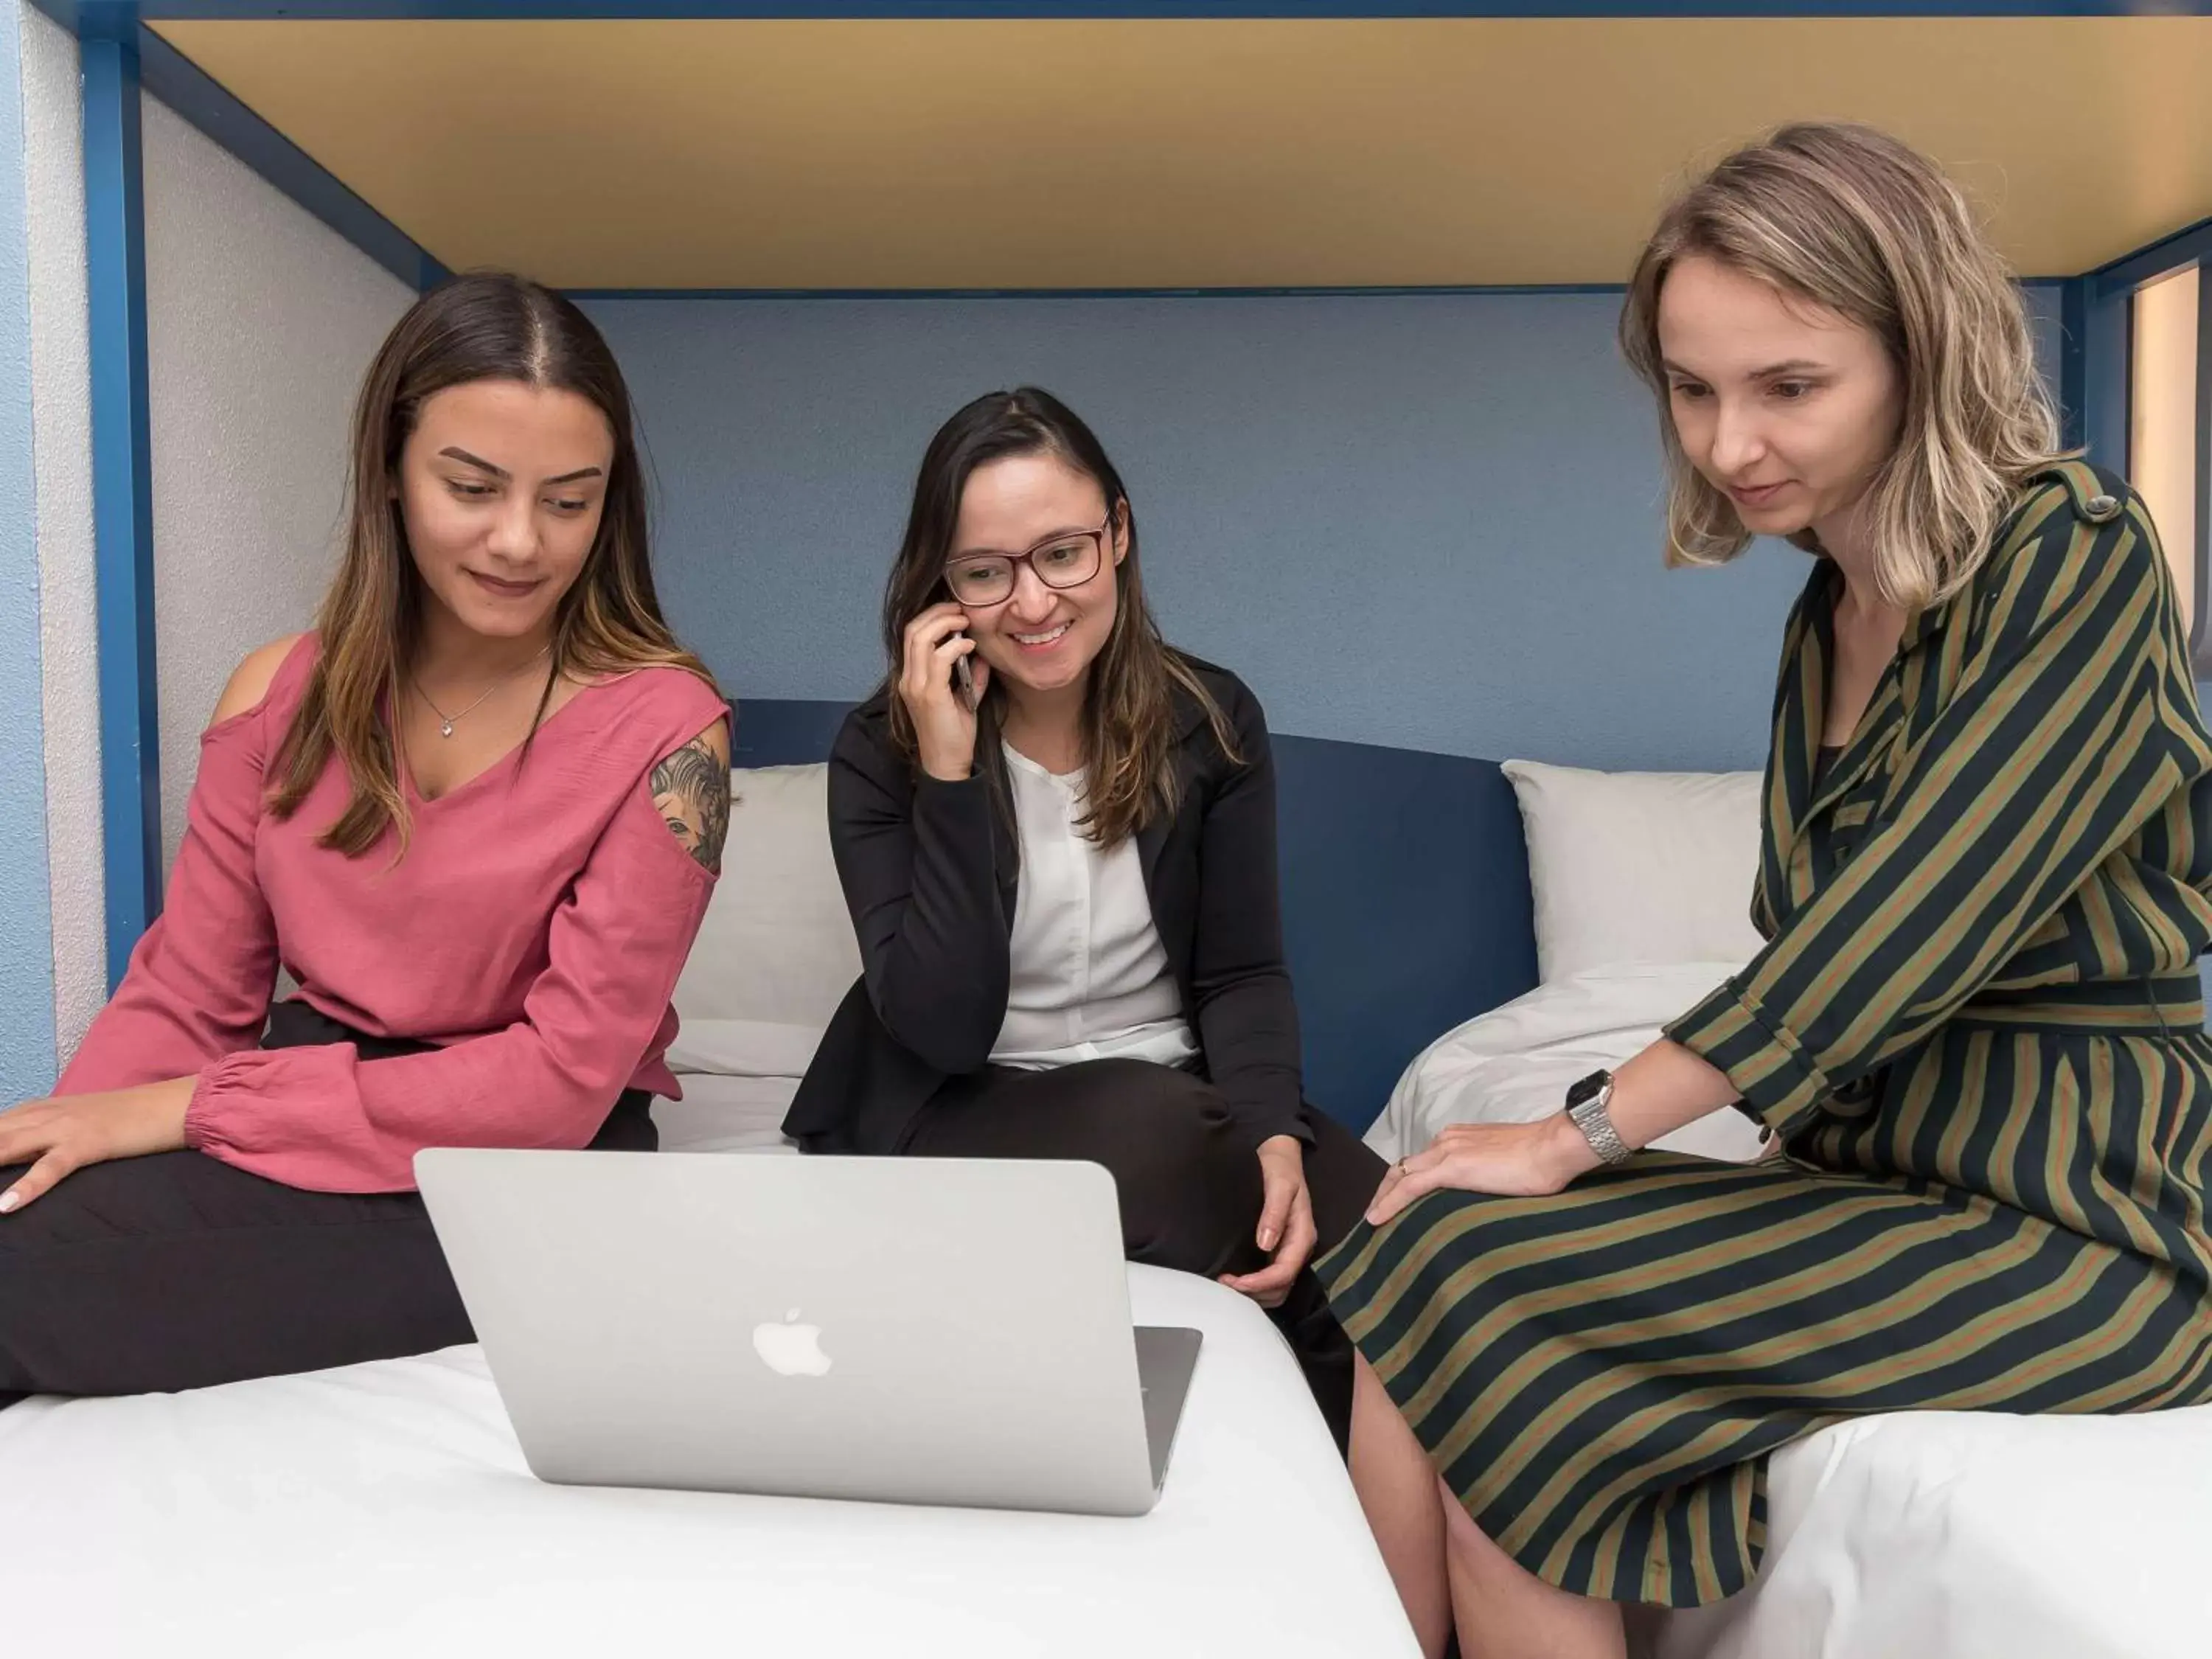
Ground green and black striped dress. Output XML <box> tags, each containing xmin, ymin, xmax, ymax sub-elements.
<box><xmin>1315</xmin><ymin>462</ymin><xmax>2212</xmax><ymax>1607</ymax></box>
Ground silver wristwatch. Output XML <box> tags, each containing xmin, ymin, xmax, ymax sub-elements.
<box><xmin>1565</xmin><ymin>1069</ymin><xmax>1633</xmax><ymax>1166</ymax></box>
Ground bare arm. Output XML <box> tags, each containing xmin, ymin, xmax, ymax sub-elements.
<box><xmin>650</xmin><ymin>718</ymin><xmax>733</xmax><ymax>874</ymax></box>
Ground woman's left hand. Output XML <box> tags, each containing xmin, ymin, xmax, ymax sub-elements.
<box><xmin>1220</xmin><ymin>1134</ymin><xmax>1316</xmax><ymax>1308</ymax></box>
<box><xmin>0</xmin><ymin>1078</ymin><xmax>195</xmax><ymax>1213</ymax></box>
<box><xmin>1363</xmin><ymin>1116</ymin><xmax>1597</xmax><ymax>1228</ymax></box>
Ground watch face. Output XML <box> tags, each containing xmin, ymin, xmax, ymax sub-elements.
<box><xmin>1565</xmin><ymin>1069</ymin><xmax>1611</xmax><ymax>1110</ymax></box>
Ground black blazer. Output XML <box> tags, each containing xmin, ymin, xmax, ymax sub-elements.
<box><xmin>783</xmin><ymin>658</ymin><xmax>1309</xmax><ymax>1155</ymax></box>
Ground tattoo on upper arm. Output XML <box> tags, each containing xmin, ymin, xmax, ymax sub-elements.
<box><xmin>651</xmin><ymin>734</ymin><xmax>732</xmax><ymax>873</ymax></box>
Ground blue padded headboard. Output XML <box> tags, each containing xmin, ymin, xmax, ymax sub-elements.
<box><xmin>731</xmin><ymin>699</ymin><xmax>1540</xmax><ymax>1132</ymax></box>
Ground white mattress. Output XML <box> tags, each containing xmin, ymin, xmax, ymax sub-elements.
<box><xmin>1377</xmin><ymin>967</ymin><xmax>2212</xmax><ymax>1659</ymax></box>
<box><xmin>1649</xmin><ymin>1408</ymin><xmax>2212</xmax><ymax>1659</ymax></box>
<box><xmin>0</xmin><ymin>1265</ymin><xmax>1413</xmax><ymax>1658</ymax></box>
<box><xmin>651</xmin><ymin>1071</ymin><xmax>801</xmax><ymax>1155</ymax></box>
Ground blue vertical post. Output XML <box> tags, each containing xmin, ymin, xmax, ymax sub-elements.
<box><xmin>2079</xmin><ymin>279</ymin><xmax>2132</xmax><ymax>476</ymax></box>
<box><xmin>2058</xmin><ymin>275</ymin><xmax>2087</xmax><ymax>454</ymax></box>
<box><xmin>82</xmin><ymin>27</ymin><xmax>160</xmax><ymax>990</ymax></box>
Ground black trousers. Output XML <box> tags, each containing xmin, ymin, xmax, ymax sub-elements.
<box><xmin>900</xmin><ymin>1058</ymin><xmax>1389</xmax><ymax>1454</ymax></box>
<box><xmin>0</xmin><ymin>1002</ymin><xmax>654</xmax><ymax>1402</ymax></box>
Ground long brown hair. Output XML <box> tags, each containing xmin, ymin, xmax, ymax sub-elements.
<box><xmin>880</xmin><ymin>388</ymin><xmax>1235</xmax><ymax>847</ymax></box>
<box><xmin>1618</xmin><ymin>121</ymin><xmax>2063</xmax><ymax>609</ymax></box>
<box><xmin>269</xmin><ymin>271</ymin><xmax>716</xmax><ymax>856</ymax></box>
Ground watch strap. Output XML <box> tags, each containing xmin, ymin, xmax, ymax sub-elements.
<box><xmin>1566</xmin><ymin>1077</ymin><xmax>1633</xmax><ymax>1166</ymax></box>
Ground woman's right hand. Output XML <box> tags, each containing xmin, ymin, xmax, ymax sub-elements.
<box><xmin>900</xmin><ymin>602</ymin><xmax>990</xmax><ymax>781</ymax></box>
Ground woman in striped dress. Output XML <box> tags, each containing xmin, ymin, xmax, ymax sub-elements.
<box><xmin>1319</xmin><ymin>122</ymin><xmax>2212</xmax><ymax>1659</ymax></box>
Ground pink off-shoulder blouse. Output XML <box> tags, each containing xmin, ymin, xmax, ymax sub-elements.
<box><xmin>58</xmin><ymin>635</ymin><xmax>728</xmax><ymax>1192</ymax></box>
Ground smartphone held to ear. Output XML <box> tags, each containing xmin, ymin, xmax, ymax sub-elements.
<box><xmin>953</xmin><ymin>647</ymin><xmax>979</xmax><ymax>713</ymax></box>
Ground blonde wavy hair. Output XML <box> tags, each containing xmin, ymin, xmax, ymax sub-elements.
<box><xmin>1618</xmin><ymin>121</ymin><xmax>2065</xmax><ymax>610</ymax></box>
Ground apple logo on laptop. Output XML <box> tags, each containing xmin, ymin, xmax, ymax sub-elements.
<box><xmin>752</xmin><ymin>1309</ymin><xmax>832</xmax><ymax>1377</ymax></box>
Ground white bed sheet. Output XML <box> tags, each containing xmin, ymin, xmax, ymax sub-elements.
<box><xmin>0</xmin><ymin>1265</ymin><xmax>1416</xmax><ymax>1658</ymax></box>
<box><xmin>1649</xmin><ymin>1407</ymin><xmax>2212</xmax><ymax>1659</ymax></box>
<box><xmin>1371</xmin><ymin>967</ymin><xmax>2212</xmax><ymax>1659</ymax></box>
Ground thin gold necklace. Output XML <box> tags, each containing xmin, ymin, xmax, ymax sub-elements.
<box><xmin>415</xmin><ymin>644</ymin><xmax>552</xmax><ymax>739</ymax></box>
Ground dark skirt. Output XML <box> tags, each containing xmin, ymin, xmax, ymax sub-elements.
<box><xmin>0</xmin><ymin>1001</ymin><xmax>653</xmax><ymax>1399</ymax></box>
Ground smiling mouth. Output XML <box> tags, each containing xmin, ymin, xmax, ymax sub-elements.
<box><xmin>1730</xmin><ymin>482</ymin><xmax>1789</xmax><ymax>504</ymax></box>
<box><xmin>1010</xmin><ymin>622</ymin><xmax>1072</xmax><ymax>648</ymax></box>
<box><xmin>469</xmin><ymin>570</ymin><xmax>543</xmax><ymax>598</ymax></box>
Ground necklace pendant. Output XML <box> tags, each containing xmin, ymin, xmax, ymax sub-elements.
<box><xmin>439</xmin><ymin>720</ymin><xmax>455</xmax><ymax>739</ymax></box>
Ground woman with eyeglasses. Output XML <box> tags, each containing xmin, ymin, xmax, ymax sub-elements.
<box><xmin>784</xmin><ymin>387</ymin><xmax>1388</xmax><ymax>1448</ymax></box>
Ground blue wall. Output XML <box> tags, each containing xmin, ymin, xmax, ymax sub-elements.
<box><xmin>0</xmin><ymin>6</ymin><xmax>58</xmax><ymax>1102</ymax></box>
<box><xmin>589</xmin><ymin>283</ymin><xmax>2064</xmax><ymax>772</ymax></box>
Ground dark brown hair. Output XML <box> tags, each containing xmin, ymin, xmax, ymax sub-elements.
<box><xmin>269</xmin><ymin>270</ymin><xmax>716</xmax><ymax>855</ymax></box>
<box><xmin>880</xmin><ymin>387</ymin><xmax>1234</xmax><ymax>846</ymax></box>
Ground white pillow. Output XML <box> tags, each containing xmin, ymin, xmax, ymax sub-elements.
<box><xmin>671</xmin><ymin>763</ymin><xmax>861</xmax><ymax>1047</ymax></box>
<box><xmin>1500</xmin><ymin>759</ymin><xmax>1767</xmax><ymax>982</ymax></box>
<box><xmin>1366</xmin><ymin>961</ymin><xmax>1767</xmax><ymax>1166</ymax></box>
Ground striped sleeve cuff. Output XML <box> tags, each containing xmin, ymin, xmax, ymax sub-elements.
<box><xmin>1663</xmin><ymin>978</ymin><xmax>1833</xmax><ymax>1141</ymax></box>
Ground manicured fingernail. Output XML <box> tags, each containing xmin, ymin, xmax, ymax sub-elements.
<box><xmin>1259</xmin><ymin>1228</ymin><xmax>1277</xmax><ymax>1251</ymax></box>
<box><xmin>0</xmin><ymin>1190</ymin><xmax>19</xmax><ymax>1214</ymax></box>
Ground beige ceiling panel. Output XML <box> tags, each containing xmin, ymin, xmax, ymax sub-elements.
<box><xmin>151</xmin><ymin>17</ymin><xmax>2212</xmax><ymax>288</ymax></box>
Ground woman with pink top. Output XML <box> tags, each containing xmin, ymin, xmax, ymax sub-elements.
<box><xmin>0</xmin><ymin>272</ymin><xmax>730</xmax><ymax>1404</ymax></box>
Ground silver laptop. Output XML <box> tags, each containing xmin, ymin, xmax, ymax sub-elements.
<box><xmin>414</xmin><ymin>1149</ymin><xmax>1203</xmax><ymax>1517</ymax></box>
